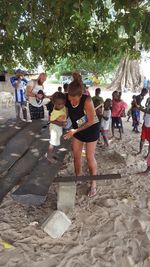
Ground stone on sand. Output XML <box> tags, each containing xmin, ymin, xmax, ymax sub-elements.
<box><xmin>41</xmin><ymin>210</ymin><xmax>71</xmax><ymax>239</ymax></box>
<box><xmin>57</xmin><ymin>182</ymin><xmax>76</xmax><ymax>212</ymax></box>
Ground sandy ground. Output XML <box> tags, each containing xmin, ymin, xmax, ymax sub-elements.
<box><xmin>0</xmin><ymin>91</ymin><xmax>150</xmax><ymax>267</ymax></box>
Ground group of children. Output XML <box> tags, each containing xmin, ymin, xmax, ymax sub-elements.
<box><xmin>126</xmin><ymin>87</ymin><xmax>150</xmax><ymax>173</ymax></box>
<box><xmin>92</xmin><ymin>88</ymin><xmax>127</xmax><ymax>145</ymax></box>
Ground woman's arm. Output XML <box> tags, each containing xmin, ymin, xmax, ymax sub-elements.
<box><xmin>64</xmin><ymin>97</ymin><xmax>96</xmax><ymax>139</ymax></box>
<box><xmin>138</xmin><ymin>106</ymin><xmax>150</xmax><ymax>114</ymax></box>
<box><xmin>26</xmin><ymin>82</ymin><xmax>37</xmax><ymax>97</ymax></box>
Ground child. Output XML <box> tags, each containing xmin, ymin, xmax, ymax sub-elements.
<box><xmin>92</xmin><ymin>97</ymin><xmax>103</xmax><ymax>123</ymax></box>
<box><xmin>131</xmin><ymin>98</ymin><xmax>140</xmax><ymax>133</ymax></box>
<box><xmin>100</xmin><ymin>98</ymin><xmax>112</xmax><ymax>146</ymax></box>
<box><xmin>92</xmin><ymin>88</ymin><xmax>104</xmax><ymax>107</ymax></box>
<box><xmin>47</xmin><ymin>92</ymin><xmax>67</xmax><ymax>162</ymax></box>
<box><xmin>83</xmin><ymin>84</ymin><xmax>90</xmax><ymax>96</ymax></box>
<box><xmin>58</xmin><ymin>86</ymin><xmax>62</xmax><ymax>92</ymax></box>
<box><xmin>92</xmin><ymin>88</ymin><xmax>104</xmax><ymax>122</ymax></box>
<box><xmin>111</xmin><ymin>91</ymin><xmax>127</xmax><ymax>139</ymax></box>
<box><xmin>137</xmin><ymin>95</ymin><xmax>150</xmax><ymax>156</ymax></box>
<box><xmin>127</xmin><ymin>95</ymin><xmax>136</xmax><ymax>122</ymax></box>
<box><xmin>36</xmin><ymin>89</ymin><xmax>44</xmax><ymax>105</ymax></box>
<box><xmin>63</xmin><ymin>83</ymin><xmax>69</xmax><ymax>93</ymax></box>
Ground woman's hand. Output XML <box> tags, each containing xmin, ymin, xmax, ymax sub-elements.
<box><xmin>64</xmin><ymin>129</ymin><xmax>77</xmax><ymax>140</ymax></box>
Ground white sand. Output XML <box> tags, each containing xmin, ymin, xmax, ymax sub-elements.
<box><xmin>0</xmin><ymin>93</ymin><xmax>150</xmax><ymax>267</ymax></box>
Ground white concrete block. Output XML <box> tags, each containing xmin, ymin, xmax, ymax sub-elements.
<box><xmin>42</xmin><ymin>210</ymin><xmax>71</xmax><ymax>239</ymax></box>
<box><xmin>57</xmin><ymin>182</ymin><xmax>76</xmax><ymax>212</ymax></box>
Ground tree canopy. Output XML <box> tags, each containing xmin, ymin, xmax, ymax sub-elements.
<box><xmin>0</xmin><ymin>0</ymin><xmax>150</xmax><ymax>70</ymax></box>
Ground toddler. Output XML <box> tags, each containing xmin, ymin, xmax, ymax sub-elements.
<box><xmin>47</xmin><ymin>92</ymin><xmax>67</xmax><ymax>162</ymax></box>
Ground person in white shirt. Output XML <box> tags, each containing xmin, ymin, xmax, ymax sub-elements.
<box><xmin>137</xmin><ymin>94</ymin><xmax>150</xmax><ymax>156</ymax></box>
<box><xmin>100</xmin><ymin>98</ymin><xmax>112</xmax><ymax>147</ymax></box>
<box><xmin>26</xmin><ymin>73</ymin><xmax>47</xmax><ymax>120</ymax></box>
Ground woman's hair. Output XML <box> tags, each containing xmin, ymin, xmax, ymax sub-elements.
<box><xmin>72</xmin><ymin>71</ymin><xmax>82</xmax><ymax>82</ymax></box>
<box><xmin>52</xmin><ymin>92</ymin><xmax>66</xmax><ymax>103</ymax></box>
<box><xmin>68</xmin><ymin>72</ymin><xmax>83</xmax><ymax>97</ymax></box>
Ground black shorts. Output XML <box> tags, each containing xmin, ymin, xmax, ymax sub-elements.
<box><xmin>112</xmin><ymin>117</ymin><xmax>122</xmax><ymax>129</ymax></box>
<box><xmin>29</xmin><ymin>103</ymin><xmax>44</xmax><ymax>120</ymax></box>
<box><xmin>74</xmin><ymin>122</ymin><xmax>100</xmax><ymax>142</ymax></box>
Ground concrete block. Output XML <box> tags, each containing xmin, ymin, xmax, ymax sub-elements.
<box><xmin>42</xmin><ymin>210</ymin><xmax>71</xmax><ymax>238</ymax></box>
<box><xmin>57</xmin><ymin>182</ymin><xmax>76</xmax><ymax>212</ymax></box>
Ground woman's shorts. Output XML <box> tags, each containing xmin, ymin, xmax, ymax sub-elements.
<box><xmin>74</xmin><ymin>122</ymin><xmax>100</xmax><ymax>142</ymax></box>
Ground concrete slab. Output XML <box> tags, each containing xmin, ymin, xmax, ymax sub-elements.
<box><xmin>11</xmin><ymin>140</ymin><xmax>70</xmax><ymax>206</ymax></box>
<box><xmin>0</xmin><ymin>120</ymin><xmax>42</xmax><ymax>176</ymax></box>
<box><xmin>0</xmin><ymin>128</ymin><xmax>48</xmax><ymax>203</ymax></box>
<box><xmin>57</xmin><ymin>182</ymin><xmax>76</xmax><ymax>213</ymax></box>
<box><xmin>42</xmin><ymin>210</ymin><xmax>71</xmax><ymax>239</ymax></box>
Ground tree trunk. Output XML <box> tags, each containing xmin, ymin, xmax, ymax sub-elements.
<box><xmin>107</xmin><ymin>57</ymin><xmax>143</xmax><ymax>92</ymax></box>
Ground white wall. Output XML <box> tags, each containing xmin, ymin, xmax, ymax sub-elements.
<box><xmin>0</xmin><ymin>74</ymin><xmax>13</xmax><ymax>93</ymax></box>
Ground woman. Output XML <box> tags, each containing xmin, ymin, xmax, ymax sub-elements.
<box><xmin>64</xmin><ymin>76</ymin><xmax>100</xmax><ymax>197</ymax></box>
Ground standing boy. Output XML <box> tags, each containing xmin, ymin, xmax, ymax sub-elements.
<box><xmin>111</xmin><ymin>91</ymin><xmax>127</xmax><ymax>139</ymax></box>
<box><xmin>10</xmin><ymin>69</ymin><xmax>28</xmax><ymax>120</ymax></box>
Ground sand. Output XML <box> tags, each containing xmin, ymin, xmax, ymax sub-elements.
<box><xmin>0</xmin><ymin>95</ymin><xmax>150</xmax><ymax>267</ymax></box>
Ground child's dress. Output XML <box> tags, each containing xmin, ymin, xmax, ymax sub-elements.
<box><xmin>132</xmin><ymin>108</ymin><xmax>140</xmax><ymax>129</ymax></box>
<box><xmin>100</xmin><ymin>109</ymin><xmax>111</xmax><ymax>137</ymax></box>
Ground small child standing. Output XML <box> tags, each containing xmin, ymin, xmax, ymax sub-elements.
<box><xmin>100</xmin><ymin>98</ymin><xmax>112</xmax><ymax>147</ymax></box>
<box><xmin>127</xmin><ymin>95</ymin><xmax>136</xmax><ymax>122</ymax></box>
<box><xmin>92</xmin><ymin>88</ymin><xmax>104</xmax><ymax>123</ymax></box>
<box><xmin>111</xmin><ymin>91</ymin><xmax>127</xmax><ymax>139</ymax></box>
<box><xmin>137</xmin><ymin>95</ymin><xmax>150</xmax><ymax>156</ymax></box>
<box><xmin>47</xmin><ymin>92</ymin><xmax>67</xmax><ymax>162</ymax></box>
<box><xmin>92</xmin><ymin>88</ymin><xmax>104</xmax><ymax>107</ymax></box>
<box><xmin>131</xmin><ymin>97</ymin><xmax>140</xmax><ymax>133</ymax></box>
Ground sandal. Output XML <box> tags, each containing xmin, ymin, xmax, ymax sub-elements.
<box><xmin>88</xmin><ymin>187</ymin><xmax>97</xmax><ymax>197</ymax></box>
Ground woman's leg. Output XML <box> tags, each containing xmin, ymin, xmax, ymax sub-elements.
<box><xmin>72</xmin><ymin>137</ymin><xmax>84</xmax><ymax>176</ymax></box>
<box><xmin>85</xmin><ymin>141</ymin><xmax>97</xmax><ymax>196</ymax></box>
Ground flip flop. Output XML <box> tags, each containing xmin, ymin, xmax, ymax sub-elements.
<box><xmin>88</xmin><ymin>187</ymin><xmax>97</xmax><ymax>197</ymax></box>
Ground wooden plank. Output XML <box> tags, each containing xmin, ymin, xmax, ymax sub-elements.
<box><xmin>0</xmin><ymin>120</ymin><xmax>28</xmax><ymax>152</ymax></box>
<box><xmin>0</xmin><ymin>120</ymin><xmax>43</xmax><ymax>177</ymax></box>
<box><xmin>11</xmin><ymin>140</ymin><xmax>70</xmax><ymax>206</ymax></box>
<box><xmin>54</xmin><ymin>174</ymin><xmax>121</xmax><ymax>182</ymax></box>
<box><xmin>0</xmin><ymin>128</ymin><xmax>49</xmax><ymax>203</ymax></box>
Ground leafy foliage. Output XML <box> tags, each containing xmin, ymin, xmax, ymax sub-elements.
<box><xmin>0</xmin><ymin>0</ymin><xmax>150</xmax><ymax>69</ymax></box>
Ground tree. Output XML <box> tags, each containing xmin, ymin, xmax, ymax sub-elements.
<box><xmin>49</xmin><ymin>54</ymin><xmax>121</xmax><ymax>81</ymax></box>
<box><xmin>0</xmin><ymin>0</ymin><xmax>150</xmax><ymax>71</ymax></box>
<box><xmin>107</xmin><ymin>57</ymin><xmax>143</xmax><ymax>92</ymax></box>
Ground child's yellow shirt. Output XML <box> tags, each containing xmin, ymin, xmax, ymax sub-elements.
<box><xmin>50</xmin><ymin>107</ymin><xmax>67</xmax><ymax>122</ymax></box>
